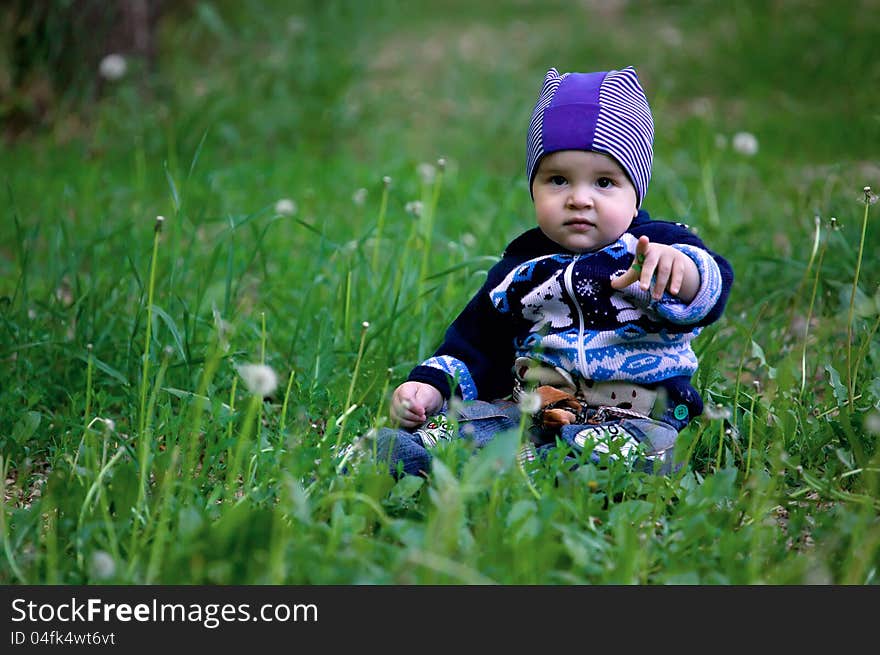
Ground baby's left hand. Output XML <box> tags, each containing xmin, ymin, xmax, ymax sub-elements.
<box><xmin>611</xmin><ymin>235</ymin><xmax>699</xmax><ymax>303</ymax></box>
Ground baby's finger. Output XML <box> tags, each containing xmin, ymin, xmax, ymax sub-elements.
<box><xmin>611</xmin><ymin>251</ymin><xmax>647</xmax><ymax>289</ymax></box>
<box><xmin>668</xmin><ymin>259</ymin><xmax>685</xmax><ymax>296</ymax></box>
<box><xmin>611</xmin><ymin>266</ymin><xmax>639</xmax><ymax>289</ymax></box>
<box><xmin>651</xmin><ymin>258</ymin><xmax>673</xmax><ymax>300</ymax></box>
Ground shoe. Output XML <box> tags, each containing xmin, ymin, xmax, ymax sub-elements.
<box><xmin>414</xmin><ymin>414</ymin><xmax>453</xmax><ymax>448</ymax></box>
<box><xmin>562</xmin><ymin>422</ymin><xmax>642</xmax><ymax>465</ymax></box>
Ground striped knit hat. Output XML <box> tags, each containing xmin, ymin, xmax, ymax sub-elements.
<box><xmin>526</xmin><ymin>66</ymin><xmax>654</xmax><ymax>205</ymax></box>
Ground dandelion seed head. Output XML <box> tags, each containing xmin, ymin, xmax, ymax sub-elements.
<box><xmin>98</xmin><ymin>54</ymin><xmax>127</xmax><ymax>81</ymax></box>
<box><xmin>865</xmin><ymin>412</ymin><xmax>880</xmax><ymax>435</ymax></box>
<box><xmin>362</xmin><ymin>321</ymin><xmax>370</xmax><ymax>329</ymax></box>
<box><xmin>732</xmin><ymin>131</ymin><xmax>759</xmax><ymax>156</ymax></box>
<box><xmin>405</xmin><ymin>200</ymin><xmax>423</xmax><ymax>217</ymax></box>
<box><xmin>89</xmin><ymin>550</ymin><xmax>116</xmax><ymax>580</ymax></box>
<box><xmin>437</xmin><ymin>157</ymin><xmax>447</xmax><ymax>171</ymax></box>
<box><xmin>382</xmin><ymin>175</ymin><xmax>392</xmax><ymax>188</ymax></box>
<box><xmin>237</xmin><ymin>363</ymin><xmax>279</xmax><ymax>397</ymax></box>
<box><xmin>274</xmin><ymin>198</ymin><xmax>297</xmax><ymax>216</ymax></box>
<box><xmin>418</xmin><ymin>163</ymin><xmax>436</xmax><ymax>185</ymax></box>
<box><xmin>287</xmin><ymin>16</ymin><xmax>306</xmax><ymax>35</ymax></box>
<box><xmin>518</xmin><ymin>390</ymin><xmax>542</xmax><ymax>415</ymax></box>
<box><xmin>461</xmin><ymin>232</ymin><xmax>477</xmax><ymax>248</ymax></box>
<box><xmin>704</xmin><ymin>403</ymin><xmax>732</xmax><ymax>420</ymax></box>
<box><xmin>212</xmin><ymin>305</ymin><xmax>232</xmax><ymax>352</ymax></box>
<box><xmin>352</xmin><ymin>188</ymin><xmax>368</xmax><ymax>206</ymax></box>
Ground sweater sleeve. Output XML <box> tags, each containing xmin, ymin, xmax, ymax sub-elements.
<box><xmin>407</xmin><ymin>260</ymin><xmax>520</xmax><ymax>401</ymax></box>
<box><xmin>628</xmin><ymin>221</ymin><xmax>734</xmax><ymax>328</ymax></box>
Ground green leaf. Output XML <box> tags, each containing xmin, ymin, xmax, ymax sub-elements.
<box><xmin>150</xmin><ymin>304</ymin><xmax>187</xmax><ymax>362</ymax></box>
<box><xmin>12</xmin><ymin>411</ymin><xmax>41</xmax><ymax>444</ymax></box>
<box><xmin>388</xmin><ymin>475</ymin><xmax>424</xmax><ymax>502</ymax></box>
<box><xmin>506</xmin><ymin>499</ymin><xmax>537</xmax><ymax>527</ymax></box>
<box><xmin>853</xmin><ymin>285</ymin><xmax>877</xmax><ymax>318</ymax></box>
<box><xmin>824</xmin><ymin>364</ymin><xmax>848</xmax><ymax>406</ymax></box>
<box><xmin>750</xmin><ymin>340</ymin><xmax>768</xmax><ymax>366</ymax></box>
<box><xmin>164</xmin><ymin>161</ymin><xmax>180</xmax><ymax>212</ymax></box>
<box><xmin>74</xmin><ymin>353</ymin><xmax>130</xmax><ymax>386</ymax></box>
<box><xmin>461</xmin><ymin>428</ymin><xmax>520</xmax><ymax>491</ymax></box>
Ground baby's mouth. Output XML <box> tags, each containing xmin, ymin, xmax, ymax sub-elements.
<box><xmin>565</xmin><ymin>218</ymin><xmax>596</xmax><ymax>228</ymax></box>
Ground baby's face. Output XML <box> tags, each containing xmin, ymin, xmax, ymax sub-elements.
<box><xmin>531</xmin><ymin>150</ymin><xmax>638</xmax><ymax>253</ymax></box>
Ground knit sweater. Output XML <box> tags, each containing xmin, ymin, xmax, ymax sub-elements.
<box><xmin>407</xmin><ymin>210</ymin><xmax>734</xmax><ymax>426</ymax></box>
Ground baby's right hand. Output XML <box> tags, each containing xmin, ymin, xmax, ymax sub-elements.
<box><xmin>390</xmin><ymin>381</ymin><xmax>443</xmax><ymax>429</ymax></box>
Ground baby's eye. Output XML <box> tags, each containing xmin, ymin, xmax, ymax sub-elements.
<box><xmin>596</xmin><ymin>177</ymin><xmax>614</xmax><ymax>188</ymax></box>
<box><xmin>549</xmin><ymin>175</ymin><xmax>567</xmax><ymax>186</ymax></box>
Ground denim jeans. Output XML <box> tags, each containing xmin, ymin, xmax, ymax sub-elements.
<box><xmin>373</xmin><ymin>400</ymin><xmax>519</xmax><ymax>477</ymax></box>
<box><xmin>374</xmin><ymin>399</ymin><xmax>681</xmax><ymax>477</ymax></box>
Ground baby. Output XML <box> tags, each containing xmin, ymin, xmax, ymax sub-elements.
<box><xmin>379</xmin><ymin>66</ymin><xmax>734</xmax><ymax>476</ymax></box>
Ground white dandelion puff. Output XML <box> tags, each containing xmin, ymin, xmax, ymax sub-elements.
<box><xmin>287</xmin><ymin>16</ymin><xmax>306</xmax><ymax>35</ymax></box>
<box><xmin>405</xmin><ymin>200</ymin><xmax>423</xmax><ymax>217</ymax></box>
<box><xmin>461</xmin><ymin>232</ymin><xmax>477</xmax><ymax>248</ymax></box>
<box><xmin>518</xmin><ymin>390</ymin><xmax>542</xmax><ymax>415</ymax></box>
<box><xmin>418</xmin><ymin>163</ymin><xmax>436</xmax><ymax>185</ymax></box>
<box><xmin>704</xmin><ymin>403</ymin><xmax>732</xmax><ymax>420</ymax></box>
<box><xmin>274</xmin><ymin>198</ymin><xmax>297</xmax><ymax>216</ymax></box>
<box><xmin>237</xmin><ymin>363</ymin><xmax>279</xmax><ymax>397</ymax></box>
<box><xmin>89</xmin><ymin>551</ymin><xmax>116</xmax><ymax>580</ymax></box>
<box><xmin>352</xmin><ymin>188</ymin><xmax>368</xmax><ymax>206</ymax></box>
<box><xmin>99</xmin><ymin>54</ymin><xmax>127</xmax><ymax>81</ymax></box>
<box><xmin>732</xmin><ymin>131</ymin><xmax>759</xmax><ymax>156</ymax></box>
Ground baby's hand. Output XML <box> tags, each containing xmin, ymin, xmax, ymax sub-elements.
<box><xmin>390</xmin><ymin>381</ymin><xmax>443</xmax><ymax>429</ymax></box>
<box><xmin>611</xmin><ymin>235</ymin><xmax>699</xmax><ymax>302</ymax></box>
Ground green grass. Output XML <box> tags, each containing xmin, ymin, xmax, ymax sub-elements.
<box><xmin>1</xmin><ymin>0</ymin><xmax>879</xmax><ymax>584</ymax></box>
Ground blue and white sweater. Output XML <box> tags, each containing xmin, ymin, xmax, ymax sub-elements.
<box><xmin>407</xmin><ymin>210</ymin><xmax>734</xmax><ymax>426</ymax></box>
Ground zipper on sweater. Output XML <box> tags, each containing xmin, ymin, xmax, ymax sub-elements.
<box><xmin>562</xmin><ymin>255</ymin><xmax>587</xmax><ymax>379</ymax></box>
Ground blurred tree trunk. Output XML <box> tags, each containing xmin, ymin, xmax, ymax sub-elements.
<box><xmin>2</xmin><ymin>0</ymin><xmax>173</xmax><ymax>139</ymax></box>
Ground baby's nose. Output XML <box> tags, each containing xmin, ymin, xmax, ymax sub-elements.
<box><xmin>567</xmin><ymin>184</ymin><xmax>594</xmax><ymax>207</ymax></box>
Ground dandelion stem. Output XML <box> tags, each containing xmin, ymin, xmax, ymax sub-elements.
<box><xmin>745</xmin><ymin>389</ymin><xmax>758</xmax><ymax>479</ymax></box>
<box><xmin>226</xmin><ymin>394</ymin><xmax>261</xmax><ymax>498</ymax></box>
<box><xmin>371</xmin><ymin>177</ymin><xmax>391</xmax><ymax>272</ymax></box>
<box><xmin>227</xmin><ymin>375</ymin><xmax>238</xmax><ymax>462</ymax></box>
<box><xmin>715</xmin><ymin>418</ymin><xmax>725</xmax><ymax>471</ymax></box>
<box><xmin>846</xmin><ymin>190</ymin><xmax>872</xmax><ymax>406</ymax></box>
<box><xmin>258</xmin><ymin>311</ymin><xmax>267</xmax><ymax>449</ymax></box>
<box><xmin>76</xmin><ymin>447</ymin><xmax>125</xmax><ymax>571</ymax></box>
<box><xmin>279</xmin><ymin>368</ymin><xmax>295</xmax><ymax>436</ymax></box>
<box><xmin>800</xmin><ymin>235</ymin><xmax>827</xmax><ymax>395</ymax></box>
<box><xmin>334</xmin><ymin>322</ymin><xmax>370</xmax><ymax>451</ymax></box>
<box><xmin>416</xmin><ymin>160</ymin><xmax>446</xmax><ymax>312</ymax></box>
<box><xmin>700</xmin><ymin>157</ymin><xmax>720</xmax><ymax>228</ymax></box>
<box><xmin>137</xmin><ymin>216</ymin><xmax>163</xmax><ymax>509</ymax></box>
<box><xmin>732</xmin><ymin>303</ymin><xmax>768</xmax><ymax>419</ymax></box>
